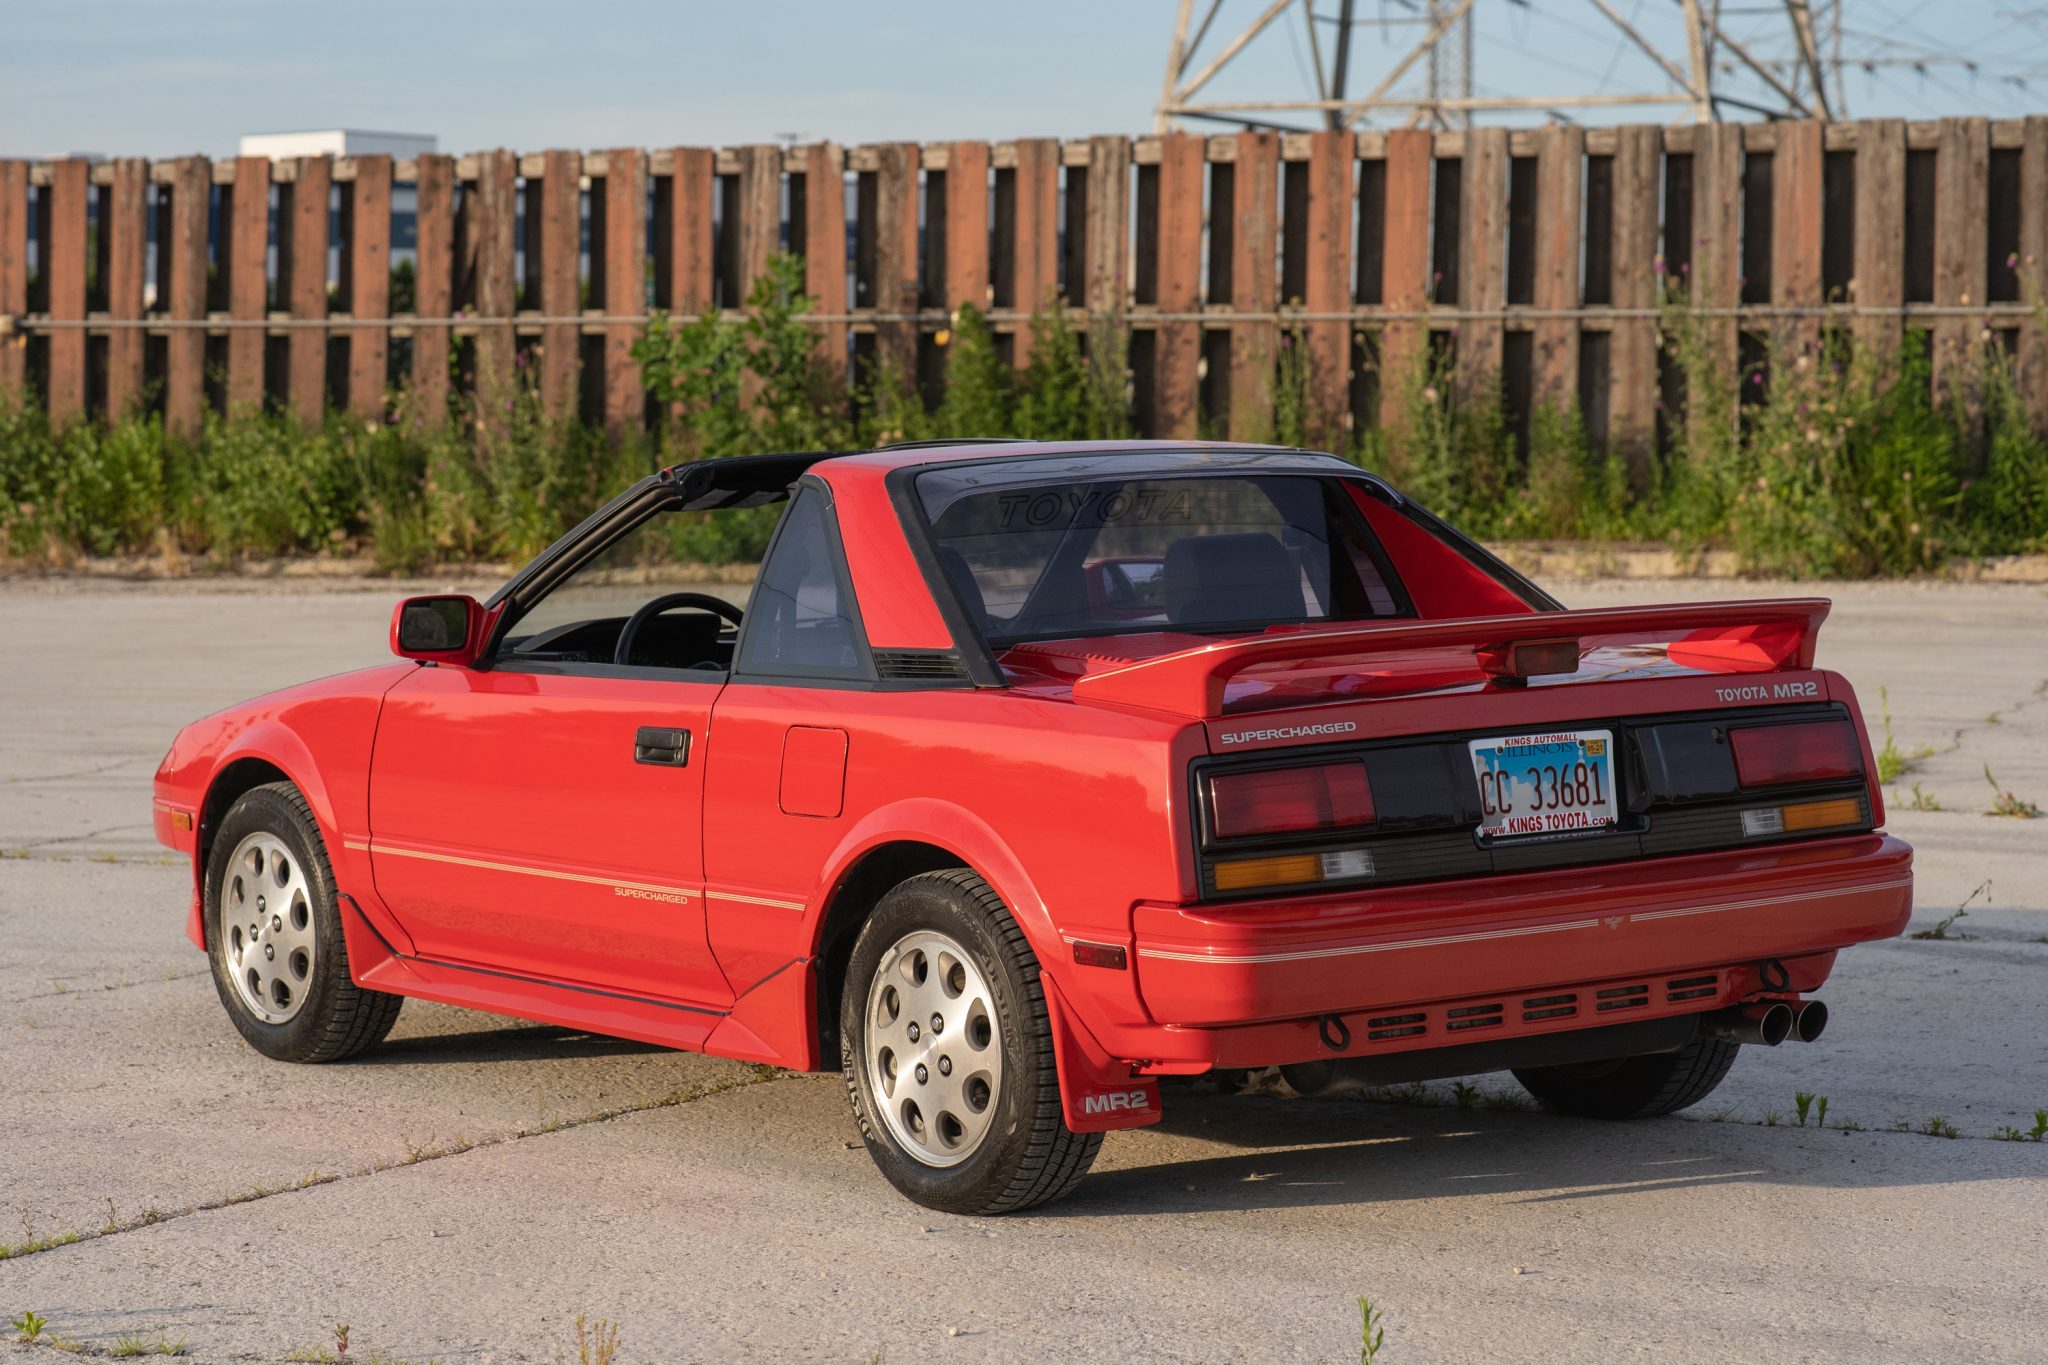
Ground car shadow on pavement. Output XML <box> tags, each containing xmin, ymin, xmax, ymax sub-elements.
<box><xmin>1040</xmin><ymin>1086</ymin><xmax>2009</xmax><ymax>1218</ymax></box>
<box><xmin>354</xmin><ymin>1022</ymin><xmax>667</xmax><ymax>1066</ymax></box>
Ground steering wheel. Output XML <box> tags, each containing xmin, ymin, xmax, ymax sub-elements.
<box><xmin>614</xmin><ymin>592</ymin><xmax>745</xmax><ymax>666</ymax></box>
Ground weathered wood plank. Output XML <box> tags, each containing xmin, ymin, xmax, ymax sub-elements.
<box><xmin>1531</xmin><ymin>126</ymin><xmax>1584</xmax><ymax>416</ymax></box>
<box><xmin>1607</xmin><ymin>126</ymin><xmax>1660</xmax><ymax>487</ymax></box>
<box><xmin>1772</xmin><ymin>120</ymin><xmax>1825</xmax><ymax>358</ymax></box>
<box><xmin>1084</xmin><ymin>135</ymin><xmax>1132</xmax><ymax>318</ymax></box>
<box><xmin>1228</xmin><ymin>130</ymin><xmax>1279</xmax><ymax>441</ymax></box>
<box><xmin>2019</xmin><ymin>116</ymin><xmax>2048</xmax><ymax>430</ymax></box>
<box><xmin>802</xmin><ymin>143</ymin><xmax>848</xmax><ymax>383</ymax></box>
<box><xmin>45</xmin><ymin>158</ymin><xmax>92</xmax><ymax>422</ymax></box>
<box><xmin>1152</xmin><ymin>132</ymin><xmax>1205</xmax><ymax>439</ymax></box>
<box><xmin>225</xmin><ymin>155</ymin><xmax>271</xmax><ymax>413</ymax></box>
<box><xmin>943</xmin><ymin>140</ymin><xmax>991</xmax><ymax>311</ymax></box>
<box><xmin>533</xmin><ymin>149</ymin><xmax>581</xmax><ymax>418</ymax></box>
<box><xmin>1852</xmin><ymin>119</ymin><xmax>1905</xmax><ymax>362</ymax></box>
<box><xmin>664</xmin><ymin>147</ymin><xmax>716</xmax><ymax>315</ymax></box>
<box><xmin>870</xmin><ymin>142</ymin><xmax>921</xmax><ymax>373</ymax></box>
<box><xmin>735</xmin><ymin>143</ymin><xmax>782</xmax><ymax>296</ymax></box>
<box><xmin>1005</xmin><ymin>137</ymin><xmax>1060</xmax><ymax>364</ymax></box>
<box><xmin>346</xmin><ymin>155</ymin><xmax>391</xmax><ymax>418</ymax></box>
<box><xmin>163</xmin><ymin>157</ymin><xmax>211</xmax><ymax>437</ymax></box>
<box><xmin>472</xmin><ymin>149</ymin><xmax>519</xmax><ymax>404</ymax></box>
<box><xmin>1932</xmin><ymin>116</ymin><xmax>1990</xmax><ymax>434</ymax></box>
<box><xmin>1687</xmin><ymin>120</ymin><xmax>1744</xmax><ymax>446</ymax></box>
<box><xmin>1378</xmin><ymin>128</ymin><xmax>1433</xmax><ymax>436</ymax></box>
<box><xmin>282</xmin><ymin>155</ymin><xmax>330</xmax><ymax>425</ymax></box>
<box><xmin>411</xmin><ymin>154</ymin><xmax>454</xmax><ymax>425</ymax></box>
<box><xmin>0</xmin><ymin>160</ymin><xmax>25</xmax><ymax>396</ymax></box>
<box><xmin>1303</xmin><ymin>130</ymin><xmax>1354</xmax><ymax>450</ymax></box>
<box><xmin>103</xmin><ymin>158</ymin><xmax>151</xmax><ymax>419</ymax></box>
<box><xmin>1458</xmin><ymin>126</ymin><xmax>1508</xmax><ymax>402</ymax></box>
<box><xmin>602</xmin><ymin>148</ymin><xmax>647</xmax><ymax>435</ymax></box>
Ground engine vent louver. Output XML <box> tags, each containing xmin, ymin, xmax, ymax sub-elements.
<box><xmin>872</xmin><ymin>649</ymin><xmax>972</xmax><ymax>684</ymax></box>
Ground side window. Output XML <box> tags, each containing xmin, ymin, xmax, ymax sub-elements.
<box><xmin>735</xmin><ymin>488</ymin><xmax>868</xmax><ymax>679</ymax></box>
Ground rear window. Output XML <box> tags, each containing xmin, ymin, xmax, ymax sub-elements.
<box><xmin>916</xmin><ymin>473</ymin><xmax>1405</xmax><ymax>646</ymax></box>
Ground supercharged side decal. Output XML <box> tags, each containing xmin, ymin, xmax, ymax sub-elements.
<box><xmin>350</xmin><ymin>839</ymin><xmax>697</xmax><ymax>903</ymax></box>
<box><xmin>1137</xmin><ymin>876</ymin><xmax>1913</xmax><ymax>965</ymax></box>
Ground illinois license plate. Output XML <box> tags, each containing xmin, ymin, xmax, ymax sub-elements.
<box><xmin>1468</xmin><ymin>730</ymin><xmax>1617</xmax><ymax>840</ymax></box>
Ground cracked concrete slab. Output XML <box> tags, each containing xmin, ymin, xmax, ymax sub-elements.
<box><xmin>1</xmin><ymin>577</ymin><xmax>2044</xmax><ymax>1362</ymax></box>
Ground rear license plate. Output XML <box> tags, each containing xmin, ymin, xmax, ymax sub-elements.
<box><xmin>1468</xmin><ymin>730</ymin><xmax>1617</xmax><ymax>840</ymax></box>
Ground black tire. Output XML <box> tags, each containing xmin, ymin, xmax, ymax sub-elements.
<box><xmin>1512</xmin><ymin>1035</ymin><xmax>1739</xmax><ymax>1120</ymax></box>
<box><xmin>203</xmin><ymin>782</ymin><xmax>402</xmax><ymax>1063</ymax></box>
<box><xmin>840</xmin><ymin>869</ymin><xmax>1101</xmax><ymax>1215</ymax></box>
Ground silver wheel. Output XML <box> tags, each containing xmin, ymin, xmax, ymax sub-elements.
<box><xmin>217</xmin><ymin>830</ymin><xmax>317</xmax><ymax>1025</ymax></box>
<box><xmin>862</xmin><ymin>928</ymin><xmax>1003</xmax><ymax>1168</ymax></box>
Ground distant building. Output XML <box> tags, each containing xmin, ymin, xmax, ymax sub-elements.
<box><xmin>239</xmin><ymin>129</ymin><xmax>435</xmax><ymax>161</ymax></box>
<box><xmin>240</xmin><ymin>129</ymin><xmax>436</xmax><ymax>259</ymax></box>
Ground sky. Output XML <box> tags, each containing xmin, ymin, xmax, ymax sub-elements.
<box><xmin>5</xmin><ymin>0</ymin><xmax>2048</xmax><ymax>160</ymax></box>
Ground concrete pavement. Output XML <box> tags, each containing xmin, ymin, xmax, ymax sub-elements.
<box><xmin>1</xmin><ymin>576</ymin><xmax>2043</xmax><ymax>1362</ymax></box>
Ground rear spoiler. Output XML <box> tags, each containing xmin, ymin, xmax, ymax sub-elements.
<box><xmin>1067</xmin><ymin>599</ymin><xmax>1831</xmax><ymax>719</ymax></box>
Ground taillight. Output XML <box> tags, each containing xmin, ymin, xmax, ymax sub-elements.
<box><xmin>1208</xmin><ymin>761</ymin><xmax>1375</xmax><ymax>840</ymax></box>
<box><xmin>1729</xmin><ymin>720</ymin><xmax>1863</xmax><ymax>787</ymax></box>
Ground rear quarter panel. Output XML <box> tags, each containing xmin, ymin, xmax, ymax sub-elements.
<box><xmin>702</xmin><ymin>685</ymin><xmax>1205</xmax><ymax>1047</ymax></box>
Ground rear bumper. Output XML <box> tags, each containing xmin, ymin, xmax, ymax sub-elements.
<box><xmin>1130</xmin><ymin>832</ymin><xmax>1911</xmax><ymax>1067</ymax></box>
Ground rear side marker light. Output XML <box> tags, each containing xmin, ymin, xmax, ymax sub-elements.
<box><xmin>1208</xmin><ymin>762</ymin><xmax>1374</xmax><ymax>840</ymax></box>
<box><xmin>1729</xmin><ymin>719</ymin><xmax>1862</xmax><ymax>787</ymax></box>
<box><xmin>1741</xmin><ymin>796</ymin><xmax>1864</xmax><ymax>838</ymax></box>
<box><xmin>1211</xmin><ymin>848</ymin><xmax>1377</xmax><ymax>893</ymax></box>
<box><xmin>1070</xmin><ymin>940</ymin><xmax>1128</xmax><ymax>970</ymax></box>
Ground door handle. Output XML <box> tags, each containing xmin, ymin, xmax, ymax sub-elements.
<box><xmin>634</xmin><ymin>726</ymin><xmax>691</xmax><ymax>767</ymax></box>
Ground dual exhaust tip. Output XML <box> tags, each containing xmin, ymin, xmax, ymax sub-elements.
<box><xmin>1703</xmin><ymin>998</ymin><xmax>1828</xmax><ymax>1047</ymax></box>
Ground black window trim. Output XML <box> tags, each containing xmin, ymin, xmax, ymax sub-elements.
<box><xmin>890</xmin><ymin>462</ymin><xmax>1425</xmax><ymax>657</ymax></box>
<box><xmin>728</xmin><ymin>474</ymin><xmax>880</xmax><ymax>687</ymax></box>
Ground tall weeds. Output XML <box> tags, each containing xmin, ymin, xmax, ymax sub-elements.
<box><xmin>3</xmin><ymin>252</ymin><xmax>2046</xmax><ymax>572</ymax></box>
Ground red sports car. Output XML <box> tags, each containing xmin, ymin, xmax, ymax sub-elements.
<box><xmin>153</xmin><ymin>441</ymin><xmax>1913</xmax><ymax>1214</ymax></box>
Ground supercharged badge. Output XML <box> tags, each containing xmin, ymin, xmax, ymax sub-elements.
<box><xmin>1218</xmin><ymin>720</ymin><xmax>1358</xmax><ymax>746</ymax></box>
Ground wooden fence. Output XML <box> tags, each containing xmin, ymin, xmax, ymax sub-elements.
<box><xmin>3</xmin><ymin>116</ymin><xmax>2046</xmax><ymax>467</ymax></box>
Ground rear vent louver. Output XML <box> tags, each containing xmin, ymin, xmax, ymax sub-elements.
<box><xmin>1522</xmin><ymin>992</ymin><xmax>1579</xmax><ymax>1023</ymax></box>
<box><xmin>1595</xmin><ymin>983</ymin><xmax>1651</xmax><ymax>1013</ymax></box>
<box><xmin>872</xmin><ymin>649</ymin><xmax>972</xmax><ymax>684</ymax></box>
<box><xmin>1366</xmin><ymin>1012</ymin><xmax>1427</xmax><ymax>1041</ymax></box>
<box><xmin>1666</xmin><ymin>974</ymin><xmax>1719</xmax><ymax>1004</ymax></box>
<box><xmin>1445</xmin><ymin>1003</ymin><xmax>1505</xmax><ymax>1033</ymax></box>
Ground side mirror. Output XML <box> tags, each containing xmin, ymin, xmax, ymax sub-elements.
<box><xmin>391</xmin><ymin>594</ymin><xmax>485</xmax><ymax>666</ymax></box>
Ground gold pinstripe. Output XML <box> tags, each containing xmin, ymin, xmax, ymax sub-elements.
<box><xmin>1137</xmin><ymin>876</ymin><xmax>1913</xmax><ymax>966</ymax></box>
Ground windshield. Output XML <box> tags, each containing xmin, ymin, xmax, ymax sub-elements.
<box><xmin>917</xmin><ymin>472</ymin><xmax>1407</xmax><ymax>647</ymax></box>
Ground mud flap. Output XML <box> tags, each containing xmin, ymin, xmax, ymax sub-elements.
<box><xmin>1043</xmin><ymin>973</ymin><xmax>1162</xmax><ymax>1133</ymax></box>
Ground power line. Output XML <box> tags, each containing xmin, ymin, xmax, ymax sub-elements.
<box><xmin>1154</xmin><ymin>0</ymin><xmax>2048</xmax><ymax>130</ymax></box>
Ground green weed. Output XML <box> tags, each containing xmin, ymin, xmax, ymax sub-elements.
<box><xmin>1357</xmin><ymin>1296</ymin><xmax>1387</xmax><ymax>1365</ymax></box>
<box><xmin>1903</xmin><ymin>782</ymin><xmax>1941</xmax><ymax>812</ymax></box>
<box><xmin>1919</xmin><ymin>1116</ymin><xmax>1961</xmax><ymax>1139</ymax></box>
<box><xmin>1910</xmin><ymin>880</ymin><xmax>1988</xmax><ymax>940</ymax></box>
<box><xmin>1875</xmin><ymin>688</ymin><xmax>1935</xmax><ymax>783</ymax></box>
<box><xmin>1794</xmin><ymin>1092</ymin><xmax>1816</xmax><ymax>1127</ymax></box>
<box><xmin>574</xmin><ymin>1314</ymin><xmax>622</xmax><ymax>1365</ymax></box>
<box><xmin>110</xmin><ymin>1333</ymin><xmax>188</xmax><ymax>1357</ymax></box>
<box><xmin>1984</xmin><ymin>766</ymin><xmax>2040</xmax><ymax>818</ymax></box>
<box><xmin>11</xmin><ymin>1310</ymin><xmax>47</xmax><ymax>1343</ymax></box>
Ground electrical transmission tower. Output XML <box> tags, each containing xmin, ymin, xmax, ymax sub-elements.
<box><xmin>1154</xmin><ymin>1</ymin><xmax>2048</xmax><ymax>132</ymax></box>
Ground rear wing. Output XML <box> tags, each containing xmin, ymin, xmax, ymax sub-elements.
<box><xmin>1067</xmin><ymin>599</ymin><xmax>1831</xmax><ymax>719</ymax></box>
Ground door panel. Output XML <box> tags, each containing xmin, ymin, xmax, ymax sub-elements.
<box><xmin>368</xmin><ymin>664</ymin><xmax>730</xmax><ymax>1007</ymax></box>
